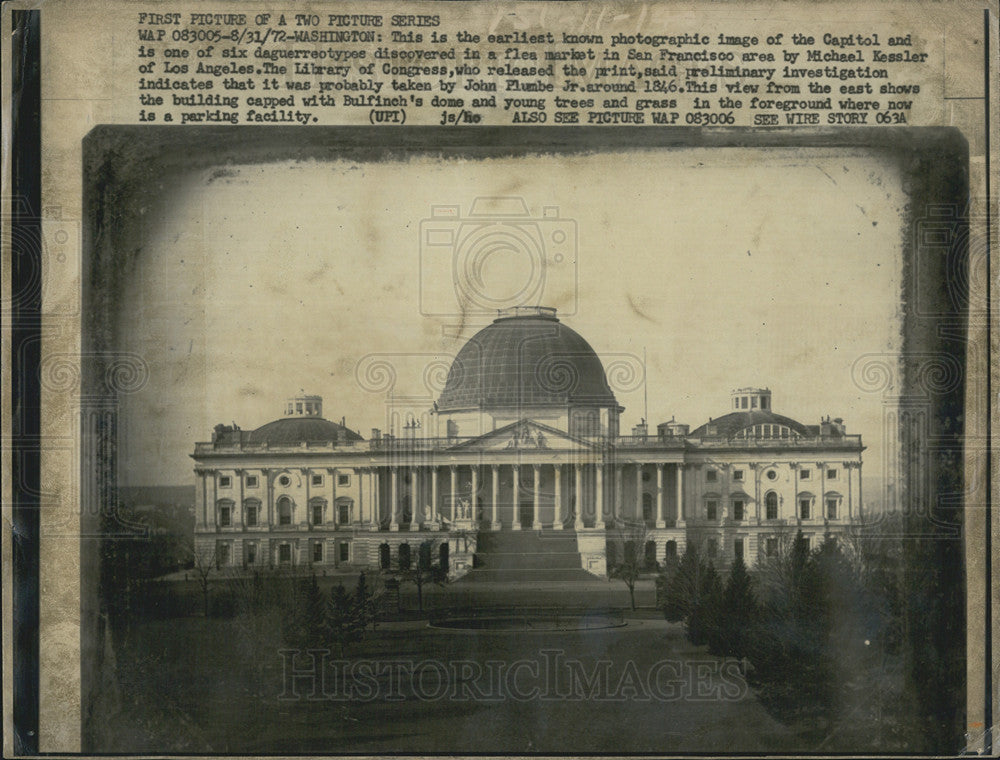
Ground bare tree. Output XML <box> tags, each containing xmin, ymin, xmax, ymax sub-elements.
<box><xmin>608</xmin><ymin>519</ymin><xmax>649</xmax><ymax>610</ymax></box>
<box><xmin>186</xmin><ymin>543</ymin><xmax>218</xmax><ymax>618</ymax></box>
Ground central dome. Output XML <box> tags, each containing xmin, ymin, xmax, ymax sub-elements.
<box><xmin>437</xmin><ymin>307</ymin><xmax>618</xmax><ymax>412</ymax></box>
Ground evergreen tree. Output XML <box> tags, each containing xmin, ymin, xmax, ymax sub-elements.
<box><xmin>712</xmin><ymin>556</ymin><xmax>757</xmax><ymax>658</ymax></box>
<box><xmin>688</xmin><ymin>560</ymin><xmax>723</xmax><ymax>647</ymax></box>
<box><xmin>325</xmin><ymin>583</ymin><xmax>363</xmax><ymax>658</ymax></box>
<box><xmin>662</xmin><ymin>543</ymin><xmax>700</xmax><ymax>622</ymax></box>
<box><xmin>286</xmin><ymin>573</ymin><xmax>326</xmax><ymax>649</ymax></box>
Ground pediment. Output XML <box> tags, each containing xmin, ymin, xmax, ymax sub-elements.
<box><xmin>450</xmin><ymin>419</ymin><xmax>596</xmax><ymax>452</ymax></box>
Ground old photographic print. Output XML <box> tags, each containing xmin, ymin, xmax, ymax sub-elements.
<box><xmin>74</xmin><ymin>126</ymin><xmax>969</xmax><ymax>755</ymax></box>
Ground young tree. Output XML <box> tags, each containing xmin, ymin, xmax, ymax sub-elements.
<box><xmin>286</xmin><ymin>573</ymin><xmax>327</xmax><ymax>650</ymax></box>
<box><xmin>662</xmin><ymin>542</ymin><xmax>701</xmax><ymax>623</ymax></box>
<box><xmin>711</xmin><ymin>555</ymin><xmax>757</xmax><ymax>659</ymax></box>
<box><xmin>325</xmin><ymin>583</ymin><xmax>364</xmax><ymax>658</ymax></box>
<box><xmin>187</xmin><ymin>543</ymin><xmax>218</xmax><ymax>618</ymax></box>
<box><xmin>608</xmin><ymin>519</ymin><xmax>648</xmax><ymax>610</ymax></box>
<box><xmin>687</xmin><ymin>560</ymin><xmax>723</xmax><ymax>647</ymax></box>
<box><xmin>397</xmin><ymin>538</ymin><xmax>448</xmax><ymax>612</ymax></box>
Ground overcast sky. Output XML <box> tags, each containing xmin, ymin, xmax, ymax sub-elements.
<box><xmin>114</xmin><ymin>146</ymin><xmax>904</xmax><ymax>487</ymax></box>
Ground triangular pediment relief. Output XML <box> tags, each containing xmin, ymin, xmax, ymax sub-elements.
<box><xmin>449</xmin><ymin>419</ymin><xmax>597</xmax><ymax>452</ymax></box>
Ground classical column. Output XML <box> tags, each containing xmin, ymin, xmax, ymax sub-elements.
<box><xmin>238</xmin><ymin>469</ymin><xmax>245</xmax><ymax>529</ymax></box>
<box><xmin>431</xmin><ymin>466</ymin><xmax>439</xmax><ymax>523</ymax></box>
<box><xmin>450</xmin><ymin>465</ymin><xmax>458</xmax><ymax>521</ymax></box>
<box><xmin>573</xmin><ymin>464</ymin><xmax>583</xmax><ymax>530</ymax></box>
<box><xmin>212</xmin><ymin>473</ymin><xmax>219</xmax><ymax>530</ymax></box>
<box><xmin>595</xmin><ymin>464</ymin><xmax>605</xmax><ymax>529</ymax></box>
<box><xmin>355</xmin><ymin>468</ymin><xmax>362</xmax><ymax>526</ymax></box>
<box><xmin>410</xmin><ymin>466</ymin><xmax>420</xmax><ymax>531</ymax></box>
<box><xmin>847</xmin><ymin>462</ymin><xmax>854</xmax><ymax>521</ymax></box>
<box><xmin>635</xmin><ymin>464</ymin><xmax>643</xmax><ymax>522</ymax></box>
<box><xmin>372</xmin><ymin>468</ymin><xmax>380</xmax><ymax>528</ymax></box>
<box><xmin>676</xmin><ymin>464</ymin><xmax>685</xmax><ymax>527</ymax></box>
<box><xmin>471</xmin><ymin>465</ymin><xmax>479</xmax><ymax>525</ymax></box>
<box><xmin>614</xmin><ymin>465</ymin><xmax>623</xmax><ymax>524</ymax></box>
<box><xmin>390</xmin><ymin>467</ymin><xmax>399</xmax><ymax>531</ymax></box>
<box><xmin>330</xmin><ymin>468</ymin><xmax>338</xmax><ymax>527</ymax></box>
<box><xmin>532</xmin><ymin>464</ymin><xmax>540</xmax><ymax>529</ymax></box>
<box><xmin>491</xmin><ymin>464</ymin><xmax>500</xmax><ymax>529</ymax></box>
<box><xmin>553</xmin><ymin>464</ymin><xmax>563</xmax><ymax>529</ymax></box>
<box><xmin>265</xmin><ymin>469</ymin><xmax>273</xmax><ymax>527</ymax></box>
<box><xmin>819</xmin><ymin>462</ymin><xmax>827</xmax><ymax>522</ymax></box>
<box><xmin>655</xmin><ymin>463</ymin><xmax>665</xmax><ymax>528</ymax></box>
<box><xmin>512</xmin><ymin>464</ymin><xmax>521</xmax><ymax>530</ymax></box>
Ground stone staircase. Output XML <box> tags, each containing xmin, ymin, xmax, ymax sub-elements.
<box><xmin>457</xmin><ymin>530</ymin><xmax>595</xmax><ymax>583</ymax></box>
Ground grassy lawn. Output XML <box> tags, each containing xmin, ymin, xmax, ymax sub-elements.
<box><xmin>105</xmin><ymin>591</ymin><xmax>798</xmax><ymax>754</ymax></box>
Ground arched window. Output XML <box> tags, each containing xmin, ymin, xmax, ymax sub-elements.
<box><xmin>398</xmin><ymin>543</ymin><xmax>411</xmax><ymax>571</ymax></box>
<box><xmin>309</xmin><ymin>497</ymin><xmax>327</xmax><ymax>526</ymax></box>
<box><xmin>335</xmin><ymin>497</ymin><xmax>353</xmax><ymax>526</ymax></box>
<box><xmin>644</xmin><ymin>540</ymin><xmax>657</xmax><ymax>570</ymax></box>
<box><xmin>765</xmin><ymin>491</ymin><xmax>779</xmax><ymax>520</ymax></box>
<box><xmin>825</xmin><ymin>492</ymin><xmax>842</xmax><ymax>519</ymax></box>
<box><xmin>439</xmin><ymin>542</ymin><xmax>449</xmax><ymax>572</ymax></box>
<box><xmin>379</xmin><ymin>543</ymin><xmax>391</xmax><ymax>570</ymax></box>
<box><xmin>277</xmin><ymin>496</ymin><xmax>293</xmax><ymax>526</ymax></box>
<box><xmin>243</xmin><ymin>498</ymin><xmax>261</xmax><ymax>527</ymax></box>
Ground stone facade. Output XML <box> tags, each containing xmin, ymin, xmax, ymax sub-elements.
<box><xmin>192</xmin><ymin>310</ymin><xmax>864</xmax><ymax>576</ymax></box>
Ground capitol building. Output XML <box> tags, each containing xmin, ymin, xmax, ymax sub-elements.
<box><xmin>192</xmin><ymin>307</ymin><xmax>864</xmax><ymax>577</ymax></box>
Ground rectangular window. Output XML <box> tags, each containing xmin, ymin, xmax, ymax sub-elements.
<box><xmin>279</xmin><ymin>544</ymin><xmax>291</xmax><ymax>563</ymax></box>
<box><xmin>800</xmin><ymin>469</ymin><xmax>811</xmax><ymax>480</ymax></box>
<box><xmin>761</xmin><ymin>397</ymin><xmax>768</xmax><ymax>409</ymax></box>
<box><xmin>312</xmin><ymin>504</ymin><xmax>323</xmax><ymax>525</ymax></box>
<box><xmin>799</xmin><ymin>499</ymin><xmax>810</xmax><ymax>519</ymax></box>
<box><xmin>706</xmin><ymin>538</ymin><xmax>718</xmax><ymax>557</ymax></box>
<box><xmin>337</xmin><ymin>473</ymin><xmax>351</xmax><ymax>487</ymax></box>
<box><xmin>734</xmin><ymin>398</ymin><xmax>739</xmax><ymax>409</ymax></box>
<box><xmin>733</xmin><ymin>500</ymin><xmax>744</xmax><ymax>521</ymax></box>
<box><xmin>705</xmin><ymin>470</ymin><xmax>717</xmax><ymax>483</ymax></box>
<box><xmin>706</xmin><ymin>501</ymin><xmax>717</xmax><ymax>521</ymax></box>
<box><xmin>733</xmin><ymin>469</ymin><xmax>744</xmax><ymax>481</ymax></box>
<box><xmin>312</xmin><ymin>542</ymin><xmax>323</xmax><ymax>563</ymax></box>
<box><xmin>741</xmin><ymin>397</ymin><xmax>748</xmax><ymax>409</ymax></box>
<box><xmin>246</xmin><ymin>475</ymin><xmax>258</xmax><ymax>488</ymax></box>
<box><xmin>246</xmin><ymin>543</ymin><xmax>257</xmax><ymax>565</ymax></box>
<box><xmin>216</xmin><ymin>542</ymin><xmax>230</xmax><ymax>567</ymax></box>
<box><xmin>312</xmin><ymin>473</ymin><xmax>324</xmax><ymax>487</ymax></box>
<box><xmin>765</xmin><ymin>537</ymin><xmax>778</xmax><ymax>557</ymax></box>
<box><xmin>827</xmin><ymin>469</ymin><xmax>838</xmax><ymax>480</ymax></box>
<box><xmin>734</xmin><ymin>538</ymin><xmax>744</xmax><ymax>561</ymax></box>
<box><xmin>338</xmin><ymin>503</ymin><xmax>351</xmax><ymax>525</ymax></box>
<box><xmin>219</xmin><ymin>475</ymin><xmax>232</xmax><ymax>488</ymax></box>
<box><xmin>246</xmin><ymin>505</ymin><xmax>258</xmax><ymax>527</ymax></box>
<box><xmin>766</xmin><ymin>502</ymin><xmax>778</xmax><ymax>520</ymax></box>
<box><xmin>339</xmin><ymin>542</ymin><xmax>350</xmax><ymax>562</ymax></box>
<box><xmin>751</xmin><ymin>396</ymin><xmax>757</xmax><ymax>408</ymax></box>
<box><xmin>219</xmin><ymin>506</ymin><xmax>231</xmax><ymax>527</ymax></box>
<box><xmin>826</xmin><ymin>499</ymin><xmax>838</xmax><ymax>519</ymax></box>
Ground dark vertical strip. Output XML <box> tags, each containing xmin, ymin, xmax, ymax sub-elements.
<box><xmin>11</xmin><ymin>9</ymin><xmax>41</xmax><ymax>756</ymax></box>
<box><xmin>983</xmin><ymin>7</ymin><xmax>992</xmax><ymax>756</ymax></box>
